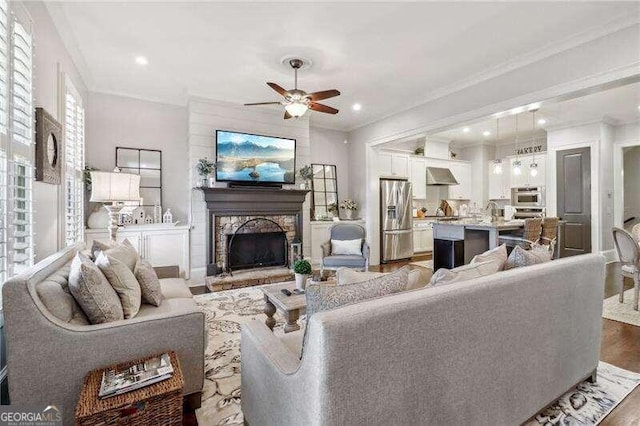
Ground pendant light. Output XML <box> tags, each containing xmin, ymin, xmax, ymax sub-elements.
<box><xmin>530</xmin><ymin>109</ymin><xmax>539</xmax><ymax>177</ymax></box>
<box><xmin>493</xmin><ymin>117</ymin><xmax>502</xmax><ymax>174</ymax></box>
<box><xmin>512</xmin><ymin>113</ymin><xmax>522</xmax><ymax>175</ymax></box>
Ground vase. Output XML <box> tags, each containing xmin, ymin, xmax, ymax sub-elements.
<box><xmin>295</xmin><ymin>273</ymin><xmax>308</xmax><ymax>290</ymax></box>
<box><xmin>344</xmin><ymin>209</ymin><xmax>353</xmax><ymax>220</ymax></box>
<box><xmin>208</xmin><ymin>177</ymin><xmax>216</xmax><ymax>188</ymax></box>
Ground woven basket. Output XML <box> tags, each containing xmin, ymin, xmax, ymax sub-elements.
<box><xmin>75</xmin><ymin>351</ymin><xmax>184</xmax><ymax>426</ymax></box>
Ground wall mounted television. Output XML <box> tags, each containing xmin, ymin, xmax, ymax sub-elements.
<box><xmin>215</xmin><ymin>130</ymin><xmax>296</xmax><ymax>185</ymax></box>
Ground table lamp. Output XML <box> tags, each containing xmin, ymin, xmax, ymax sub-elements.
<box><xmin>90</xmin><ymin>169</ymin><xmax>141</xmax><ymax>241</ymax></box>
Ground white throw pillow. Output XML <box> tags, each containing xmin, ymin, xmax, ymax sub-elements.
<box><xmin>336</xmin><ymin>267</ymin><xmax>424</xmax><ymax>290</ymax></box>
<box><xmin>331</xmin><ymin>239</ymin><xmax>362</xmax><ymax>256</ymax></box>
<box><xmin>470</xmin><ymin>244</ymin><xmax>508</xmax><ymax>273</ymax></box>
<box><xmin>429</xmin><ymin>260</ymin><xmax>498</xmax><ymax>287</ymax></box>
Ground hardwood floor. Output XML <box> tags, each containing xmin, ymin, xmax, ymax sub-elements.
<box><xmin>186</xmin><ymin>257</ymin><xmax>640</xmax><ymax>424</ymax></box>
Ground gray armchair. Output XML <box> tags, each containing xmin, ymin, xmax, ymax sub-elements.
<box><xmin>321</xmin><ymin>223</ymin><xmax>369</xmax><ymax>274</ymax></box>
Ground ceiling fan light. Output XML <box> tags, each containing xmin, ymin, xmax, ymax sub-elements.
<box><xmin>284</xmin><ymin>102</ymin><xmax>308</xmax><ymax>117</ymax></box>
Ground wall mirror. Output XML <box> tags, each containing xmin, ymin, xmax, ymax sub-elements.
<box><xmin>116</xmin><ymin>147</ymin><xmax>162</xmax><ymax>215</ymax></box>
<box><xmin>311</xmin><ymin>163</ymin><xmax>338</xmax><ymax>220</ymax></box>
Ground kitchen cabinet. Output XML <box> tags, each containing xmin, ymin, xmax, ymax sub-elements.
<box><xmin>85</xmin><ymin>225</ymin><xmax>190</xmax><ymax>278</ymax></box>
<box><xmin>379</xmin><ymin>152</ymin><xmax>409</xmax><ymax>178</ymax></box>
<box><xmin>413</xmin><ymin>224</ymin><xmax>434</xmax><ymax>253</ymax></box>
<box><xmin>488</xmin><ymin>160</ymin><xmax>511</xmax><ymax>200</ymax></box>
<box><xmin>447</xmin><ymin>162</ymin><xmax>472</xmax><ymax>200</ymax></box>
<box><xmin>410</xmin><ymin>157</ymin><xmax>427</xmax><ymax>199</ymax></box>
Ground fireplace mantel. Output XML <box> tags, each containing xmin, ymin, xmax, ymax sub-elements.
<box><xmin>197</xmin><ymin>187</ymin><xmax>310</xmax><ymax>275</ymax></box>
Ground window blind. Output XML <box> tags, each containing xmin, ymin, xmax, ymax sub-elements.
<box><xmin>64</xmin><ymin>89</ymin><xmax>84</xmax><ymax>246</ymax></box>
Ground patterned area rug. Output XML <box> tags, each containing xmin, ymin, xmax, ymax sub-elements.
<box><xmin>194</xmin><ymin>287</ymin><xmax>640</xmax><ymax>426</ymax></box>
<box><xmin>602</xmin><ymin>288</ymin><xmax>640</xmax><ymax>326</ymax></box>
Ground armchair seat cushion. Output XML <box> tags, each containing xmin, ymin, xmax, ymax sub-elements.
<box><xmin>278</xmin><ymin>329</ymin><xmax>304</xmax><ymax>358</ymax></box>
<box><xmin>322</xmin><ymin>255</ymin><xmax>367</xmax><ymax>268</ymax></box>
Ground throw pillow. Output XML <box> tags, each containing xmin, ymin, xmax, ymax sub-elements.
<box><xmin>68</xmin><ymin>252</ymin><xmax>124</xmax><ymax>324</ymax></box>
<box><xmin>91</xmin><ymin>238</ymin><xmax>139</xmax><ymax>271</ymax></box>
<box><xmin>331</xmin><ymin>239</ymin><xmax>362</xmax><ymax>256</ymax></box>
<box><xmin>429</xmin><ymin>260</ymin><xmax>498</xmax><ymax>287</ymax></box>
<box><xmin>134</xmin><ymin>259</ymin><xmax>163</xmax><ymax>306</ymax></box>
<box><xmin>95</xmin><ymin>252</ymin><xmax>142</xmax><ymax>319</ymax></box>
<box><xmin>336</xmin><ymin>267</ymin><xmax>424</xmax><ymax>290</ymax></box>
<box><xmin>504</xmin><ymin>245</ymin><xmax>552</xmax><ymax>270</ymax></box>
<box><xmin>470</xmin><ymin>244</ymin><xmax>508</xmax><ymax>273</ymax></box>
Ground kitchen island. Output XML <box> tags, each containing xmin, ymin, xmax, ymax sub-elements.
<box><xmin>432</xmin><ymin>218</ymin><xmax>525</xmax><ymax>266</ymax></box>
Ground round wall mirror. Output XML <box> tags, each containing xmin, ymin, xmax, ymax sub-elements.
<box><xmin>47</xmin><ymin>133</ymin><xmax>57</xmax><ymax>167</ymax></box>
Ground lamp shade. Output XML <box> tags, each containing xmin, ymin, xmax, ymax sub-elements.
<box><xmin>90</xmin><ymin>171</ymin><xmax>141</xmax><ymax>202</ymax></box>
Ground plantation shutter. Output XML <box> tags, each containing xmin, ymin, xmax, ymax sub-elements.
<box><xmin>64</xmin><ymin>86</ymin><xmax>84</xmax><ymax>245</ymax></box>
<box><xmin>0</xmin><ymin>0</ymin><xmax>8</xmax><ymax>283</ymax></box>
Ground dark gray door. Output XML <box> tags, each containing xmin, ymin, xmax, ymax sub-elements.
<box><xmin>556</xmin><ymin>147</ymin><xmax>591</xmax><ymax>257</ymax></box>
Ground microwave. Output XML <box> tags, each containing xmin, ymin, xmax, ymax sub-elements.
<box><xmin>511</xmin><ymin>186</ymin><xmax>545</xmax><ymax>207</ymax></box>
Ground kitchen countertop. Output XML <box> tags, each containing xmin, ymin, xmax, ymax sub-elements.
<box><xmin>431</xmin><ymin>218</ymin><xmax>525</xmax><ymax>230</ymax></box>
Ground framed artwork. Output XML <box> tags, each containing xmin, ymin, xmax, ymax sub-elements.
<box><xmin>35</xmin><ymin>107</ymin><xmax>62</xmax><ymax>184</ymax></box>
<box><xmin>310</xmin><ymin>164</ymin><xmax>338</xmax><ymax>220</ymax></box>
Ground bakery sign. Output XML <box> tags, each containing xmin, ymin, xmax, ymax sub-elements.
<box><xmin>516</xmin><ymin>145</ymin><xmax>543</xmax><ymax>155</ymax></box>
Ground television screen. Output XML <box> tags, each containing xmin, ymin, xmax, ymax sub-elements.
<box><xmin>215</xmin><ymin>130</ymin><xmax>296</xmax><ymax>184</ymax></box>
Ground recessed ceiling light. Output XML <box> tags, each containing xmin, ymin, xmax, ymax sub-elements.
<box><xmin>538</xmin><ymin>118</ymin><xmax>547</xmax><ymax>125</ymax></box>
<box><xmin>352</xmin><ymin>103</ymin><xmax>362</xmax><ymax>111</ymax></box>
<box><xmin>462</xmin><ymin>127</ymin><xmax>470</xmax><ymax>133</ymax></box>
<box><xmin>638</xmin><ymin>105</ymin><xmax>640</xmax><ymax>110</ymax></box>
<box><xmin>343</xmin><ymin>140</ymin><xmax>348</xmax><ymax>144</ymax></box>
<box><xmin>135</xmin><ymin>56</ymin><xmax>148</xmax><ymax>65</ymax></box>
<box><xmin>483</xmin><ymin>131</ymin><xmax>491</xmax><ymax>137</ymax></box>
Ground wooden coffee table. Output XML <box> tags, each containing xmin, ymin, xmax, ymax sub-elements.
<box><xmin>260</xmin><ymin>282</ymin><xmax>307</xmax><ymax>333</ymax></box>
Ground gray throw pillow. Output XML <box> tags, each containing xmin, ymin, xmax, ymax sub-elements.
<box><xmin>91</xmin><ymin>239</ymin><xmax>139</xmax><ymax>271</ymax></box>
<box><xmin>69</xmin><ymin>252</ymin><xmax>124</xmax><ymax>324</ymax></box>
<box><xmin>134</xmin><ymin>259</ymin><xmax>163</xmax><ymax>306</ymax></box>
<box><xmin>95</xmin><ymin>252</ymin><xmax>142</xmax><ymax>319</ymax></box>
<box><xmin>504</xmin><ymin>245</ymin><xmax>552</xmax><ymax>270</ymax></box>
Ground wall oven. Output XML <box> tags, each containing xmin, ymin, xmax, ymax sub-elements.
<box><xmin>511</xmin><ymin>186</ymin><xmax>545</xmax><ymax>207</ymax></box>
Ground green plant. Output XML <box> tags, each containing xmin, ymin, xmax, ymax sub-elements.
<box><xmin>83</xmin><ymin>166</ymin><xmax>97</xmax><ymax>190</ymax></box>
<box><xmin>340</xmin><ymin>199</ymin><xmax>358</xmax><ymax>210</ymax></box>
<box><xmin>196</xmin><ymin>158</ymin><xmax>216</xmax><ymax>177</ymax></box>
<box><xmin>293</xmin><ymin>259</ymin><xmax>312</xmax><ymax>275</ymax></box>
<box><xmin>414</xmin><ymin>147</ymin><xmax>424</xmax><ymax>156</ymax></box>
<box><xmin>298</xmin><ymin>165</ymin><xmax>314</xmax><ymax>181</ymax></box>
<box><xmin>327</xmin><ymin>202</ymin><xmax>338</xmax><ymax>213</ymax></box>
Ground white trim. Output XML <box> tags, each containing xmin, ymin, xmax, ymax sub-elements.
<box><xmin>613</xmin><ymin>139</ymin><xmax>640</xmax><ymax>230</ymax></box>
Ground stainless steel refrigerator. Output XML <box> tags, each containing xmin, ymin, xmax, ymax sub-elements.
<box><xmin>380</xmin><ymin>179</ymin><xmax>413</xmax><ymax>263</ymax></box>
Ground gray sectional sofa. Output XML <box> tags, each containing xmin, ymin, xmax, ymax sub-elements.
<box><xmin>2</xmin><ymin>243</ymin><xmax>205</xmax><ymax>425</ymax></box>
<box><xmin>241</xmin><ymin>254</ymin><xmax>605</xmax><ymax>425</ymax></box>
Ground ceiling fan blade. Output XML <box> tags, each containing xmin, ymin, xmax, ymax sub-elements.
<box><xmin>267</xmin><ymin>82</ymin><xmax>288</xmax><ymax>97</ymax></box>
<box><xmin>309</xmin><ymin>102</ymin><xmax>339</xmax><ymax>115</ymax></box>
<box><xmin>308</xmin><ymin>89</ymin><xmax>340</xmax><ymax>101</ymax></box>
<box><xmin>284</xmin><ymin>111</ymin><xmax>292</xmax><ymax>119</ymax></box>
<box><xmin>244</xmin><ymin>102</ymin><xmax>281</xmax><ymax>106</ymax></box>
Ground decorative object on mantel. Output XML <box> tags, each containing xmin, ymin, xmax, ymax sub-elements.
<box><xmin>340</xmin><ymin>199</ymin><xmax>358</xmax><ymax>220</ymax></box>
<box><xmin>290</xmin><ymin>238</ymin><xmax>302</xmax><ymax>266</ymax></box>
<box><xmin>35</xmin><ymin>107</ymin><xmax>62</xmax><ymax>185</ymax></box>
<box><xmin>196</xmin><ymin>158</ymin><xmax>216</xmax><ymax>188</ymax></box>
<box><xmin>414</xmin><ymin>147</ymin><xmax>424</xmax><ymax>156</ymax></box>
<box><xmin>132</xmin><ymin>207</ymin><xmax>146</xmax><ymax>225</ymax></box>
<box><xmin>162</xmin><ymin>209</ymin><xmax>173</xmax><ymax>224</ymax></box>
<box><xmin>298</xmin><ymin>165</ymin><xmax>313</xmax><ymax>189</ymax></box>
<box><xmin>153</xmin><ymin>201</ymin><xmax>162</xmax><ymax>223</ymax></box>
<box><xmin>87</xmin><ymin>206</ymin><xmax>109</xmax><ymax>229</ymax></box>
<box><xmin>89</xmin><ymin>169</ymin><xmax>141</xmax><ymax>241</ymax></box>
<box><xmin>293</xmin><ymin>259</ymin><xmax>312</xmax><ymax>290</ymax></box>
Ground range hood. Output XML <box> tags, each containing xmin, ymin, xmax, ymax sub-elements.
<box><xmin>426</xmin><ymin>167</ymin><xmax>459</xmax><ymax>186</ymax></box>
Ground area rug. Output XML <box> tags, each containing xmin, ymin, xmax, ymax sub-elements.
<box><xmin>194</xmin><ymin>287</ymin><xmax>640</xmax><ymax>426</ymax></box>
<box><xmin>602</xmin><ymin>288</ymin><xmax>640</xmax><ymax>326</ymax></box>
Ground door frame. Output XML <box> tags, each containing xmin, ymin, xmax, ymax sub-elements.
<box><xmin>546</xmin><ymin>141</ymin><xmax>599</xmax><ymax>253</ymax></box>
<box><xmin>613</xmin><ymin>139</ymin><xmax>640</xmax><ymax>230</ymax></box>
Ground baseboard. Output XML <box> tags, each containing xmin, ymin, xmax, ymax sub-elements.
<box><xmin>601</xmin><ymin>249</ymin><xmax>618</xmax><ymax>264</ymax></box>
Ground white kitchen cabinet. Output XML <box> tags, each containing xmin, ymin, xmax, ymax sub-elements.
<box><xmin>379</xmin><ymin>152</ymin><xmax>409</xmax><ymax>178</ymax></box>
<box><xmin>488</xmin><ymin>160</ymin><xmax>511</xmax><ymax>200</ymax></box>
<box><xmin>447</xmin><ymin>162</ymin><xmax>472</xmax><ymax>200</ymax></box>
<box><xmin>310</xmin><ymin>220</ymin><xmax>366</xmax><ymax>266</ymax></box>
<box><xmin>410</xmin><ymin>157</ymin><xmax>427</xmax><ymax>199</ymax></box>
<box><xmin>412</xmin><ymin>225</ymin><xmax>434</xmax><ymax>253</ymax></box>
<box><xmin>85</xmin><ymin>225</ymin><xmax>191</xmax><ymax>278</ymax></box>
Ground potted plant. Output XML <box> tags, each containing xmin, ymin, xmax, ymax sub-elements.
<box><xmin>340</xmin><ymin>199</ymin><xmax>358</xmax><ymax>220</ymax></box>
<box><xmin>293</xmin><ymin>259</ymin><xmax>312</xmax><ymax>290</ymax></box>
<box><xmin>298</xmin><ymin>165</ymin><xmax>314</xmax><ymax>189</ymax></box>
<box><xmin>196</xmin><ymin>158</ymin><xmax>216</xmax><ymax>187</ymax></box>
<box><xmin>327</xmin><ymin>202</ymin><xmax>338</xmax><ymax>218</ymax></box>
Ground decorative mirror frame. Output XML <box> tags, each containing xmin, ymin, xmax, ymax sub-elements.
<box><xmin>310</xmin><ymin>163</ymin><xmax>338</xmax><ymax>220</ymax></box>
<box><xmin>35</xmin><ymin>107</ymin><xmax>62</xmax><ymax>185</ymax></box>
<box><xmin>115</xmin><ymin>147</ymin><xmax>163</xmax><ymax>213</ymax></box>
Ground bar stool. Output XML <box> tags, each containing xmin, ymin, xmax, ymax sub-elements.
<box><xmin>498</xmin><ymin>217</ymin><xmax>543</xmax><ymax>253</ymax></box>
<box><xmin>539</xmin><ymin>217</ymin><xmax>560</xmax><ymax>257</ymax></box>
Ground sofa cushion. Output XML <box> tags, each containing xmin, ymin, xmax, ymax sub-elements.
<box><xmin>91</xmin><ymin>239</ymin><xmax>139</xmax><ymax>271</ymax></box>
<box><xmin>68</xmin><ymin>252</ymin><xmax>124</xmax><ymax>324</ymax></box>
<box><xmin>136</xmin><ymin>297</ymin><xmax>198</xmax><ymax>318</ymax></box>
<box><xmin>331</xmin><ymin>239</ymin><xmax>362</xmax><ymax>255</ymax></box>
<box><xmin>135</xmin><ymin>259</ymin><xmax>163</xmax><ymax>306</ymax></box>
<box><xmin>278</xmin><ymin>329</ymin><xmax>304</xmax><ymax>358</ymax></box>
<box><xmin>322</xmin><ymin>255</ymin><xmax>366</xmax><ymax>268</ymax></box>
<box><xmin>429</xmin><ymin>260</ymin><xmax>499</xmax><ymax>287</ymax></box>
<box><xmin>35</xmin><ymin>261</ymin><xmax>89</xmax><ymax>325</ymax></box>
<box><xmin>470</xmin><ymin>244</ymin><xmax>508</xmax><ymax>272</ymax></box>
<box><xmin>159</xmin><ymin>278</ymin><xmax>193</xmax><ymax>299</ymax></box>
<box><xmin>336</xmin><ymin>267</ymin><xmax>424</xmax><ymax>290</ymax></box>
<box><xmin>95</xmin><ymin>252</ymin><xmax>142</xmax><ymax>319</ymax></box>
<box><xmin>504</xmin><ymin>245</ymin><xmax>552</xmax><ymax>270</ymax></box>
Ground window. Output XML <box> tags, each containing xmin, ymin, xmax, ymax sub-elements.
<box><xmin>64</xmin><ymin>84</ymin><xmax>84</xmax><ymax>246</ymax></box>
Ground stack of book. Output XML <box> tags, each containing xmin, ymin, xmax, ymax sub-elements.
<box><xmin>98</xmin><ymin>353</ymin><xmax>174</xmax><ymax>399</ymax></box>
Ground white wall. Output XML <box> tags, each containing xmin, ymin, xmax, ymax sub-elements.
<box><xmin>85</xmin><ymin>92</ymin><xmax>189</xmax><ymax>222</ymax></box>
<box><xmin>309</xmin><ymin>127</ymin><xmax>350</xmax><ymax>200</ymax></box>
<box><xmin>188</xmin><ymin>99</ymin><xmax>311</xmax><ymax>284</ymax></box>
<box><xmin>25</xmin><ymin>1</ymin><xmax>88</xmax><ymax>261</ymax></box>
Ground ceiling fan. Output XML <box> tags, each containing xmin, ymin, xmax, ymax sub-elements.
<box><xmin>244</xmin><ymin>58</ymin><xmax>340</xmax><ymax>119</ymax></box>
